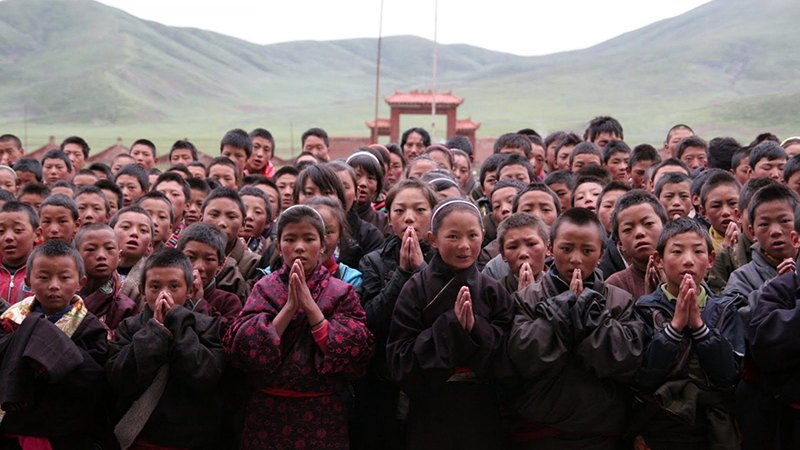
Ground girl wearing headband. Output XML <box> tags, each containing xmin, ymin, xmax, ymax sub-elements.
<box><xmin>386</xmin><ymin>197</ymin><xmax>514</xmax><ymax>449</ymax></box>
<box><xmin>346</xmin><ymin>150</ymin><xmax>391</xmax><ymax>237</ymax></box>
<box><xmin>226</xmin><ymin>203</ymin><xmax>375</xmax><ymax>450</ymax></box>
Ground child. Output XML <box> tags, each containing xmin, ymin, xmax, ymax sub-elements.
<box><xmin>0</xmin><ymin>202</ymin><xmax>38</xmax><ymax>304</ymax></box>
<box><xmin>129</xmin><ymin>138</ymin><xmax>158</xmax><ymax>170</ymax></box>
<box><xmin>750</xmin><ymin>141</ymin><xmax>787</xmax><ymax>182</ymax></box>
<box><xmin>0</xmin><ymin>134</ymin><xmax>23</xmax><ymax>167</ymax></box>
<box><xmin>185</xmin><ymin>177</ymin><xmax>210</xmax><ymax>227</ymax></box>
<box><xmin>0</xmin><ymin>190</ymin><xmax>14</xmax><ymax>208</ymax></box>
<box><xmin>662</xmin><ymin>124</ymin><xmax>694</xmax><ymax>159</ymax></box>
<box><xmin>301</xmin><ymin>127</ymin><xmax>331</xmax><ymax>162</ymax></box>
<box><xmin>111</xmin><ymin>206</ymin><xmax>155</xmax><ymax>309</ymax></box>
<box><xmin>110</xmin><ymin>154</ymin><xmax>137</xmax><ymax>175</ymax></box>
<box><xmin>273</xmin><ymin>165</ymin><xmax>298</xmax><ymax>212</ymax></box>
<box><xmin>347</xmin><ymin>152</ymin><xmax>390</xmax><ymax>235</ymax></box>
<box><xmin>512</xmin><ymin>183</ymin><xmax>562</xmax><ymax>227</ymax></box>
<box><xmin>50</xmin><ymin>180</ymin><xmax>76</xmax><ymax>197</ymax></box>
<box><xmin>544</xmin><ymin>170</ymin><xmax>575</xmax><ymax>213</ymax></box>
<box><xmin>648</xmin><ymin>158</ymin><xmax>691</xmax><ymax>193</ymax></box>
<box><xmin>187</xmin><ymin>161</ymin><xmax>207</xmax><ymax>179</ymax></box>
<box><xmin>725</xmin><ymin>184</ymin><xmax>800</xmax><ymax>302</ymax></box>
<box><xmin>177</xmin><ymin>223</ymin><xmax>242</xmax><ymax>330</ymax></box>
<box><xmin>74</xmin><ymin>186</ymin><xmax>111</xmax><ymax>226</ymax></box>
<box><xmin>482</xmin><ymin>179</ymin><xmax>526</xmax><ymax>260</ymax></box>
<box><xmin>106</xmin><ymin>248</ymin><xmax>225</xmax><ymax>449</ymax></box>
<box><xmin>596</xmin><ymin>180</ymin><xmax>632</xmax><ymax>235</ymax></box>
<box><xmin>72</xmin><ymin>168</ymin><xmax>99</xmax><ymax>188</ymax></box>
<box><xmin>152</xmin><ymin>172</ymin><xmax>191</xmax><ymax>245</ymax></box>
<box><xmin>218</xmin><ymin>128</ymin><xmax>250</xmax><ymax>175</ymax></box>
<box><xmin>553</xmin><ymin>133</ymin><xmax>582</xmax><ymax>171</ymax></box>
<box><xmin>497</xmin><ymin>212</ymin><xmax>548</xmax><ymax>294</ymax></box>
<box><xmin>387</xmin><ymin>143</ymin><xmax>408</xmax><ymax>193</ymax></box>
<box><xmin>427</xmin><ymin>175</ymin><xmax>463</xmax><ymax>202</ymax></box>
<box><xmin>497</xmin><ymin>154</ymin><xmax>535</xmax><ymax>185</ymax></box>
<box><xmin>569</xmin><ymin>142</ymin><xmax>603</xmax><ymax>172</ymax></box>
<box><xmin>606</xmin><ymin>190</ymin><xmax>667</xmax><ymax>300</ymax></box>
<box><xmin>587</xmin><ymin>115</ymin><xmax>624</xmax><ymax>148</ymax></box>
<box><xmin>656</xmin><ymin>172</ymin><xmax>693</xmax><ymax>220</ymax></box>
<box><xmin>452</xmin><ymin>149</ymin><xmax>475</xmax><ymax>195</ymax></box>
<box><xmin>114</xmin><ymin>164</ymin><xmax>149</xmax><ymax>207</ymax></box>
<box><xmin>16</xmin><ymin>182</ymin><xmax>49</xmax><ymax>210</ymax></box>
<box><xmin>225</xmin><ymin>205</ymin><xmax>374</xmax><ymax>449</ymax></box>
<box><xmin>0</xmin><ymin>240</ymin><xmax>108</xmax><ymax>448</ymax></box>
<box><xmin>11</xmin><ymin>158</ymin><xmax>42</xmax><ymax>186</ymax></box>
<box><xmin>0</xmin><ymin>165</ymin><xmax>19</xmax><ymax>195</ymax></box>
<box><xmin>307</xmin><ymin>197</ymin><xmax>363</xmax><ymax>287</ymax></box>
<box><xmin>38</xmin><ymin>193</ymin><xmax>80</xmax><ymax>242</ymax></box>
<box><xmin>137</xmin><ymin>191</ymin><xmax>175</xmax><ymax>250</ymax></box>
<box><xmin>239</xmin><ymin>186</ymin><xmax>272</xmax><ymax>254</ymax></box>
<box><xmin>784</xmin><ymin>154</ymin><xmax>800</xmax><ymax>197</ymax></box>
<box><xmin>475</xmin><ymin>153</ymin><xmax>508</xmax><ymax>213</ymax></box>
<box><xmin>168</xmin><ymin>139</ymin><xmax>198</xmax><ymax>167</ymax></box>
<box><xmin>76</xmin><ymin>223</ymin><xmax>137</xmax><ymax>334</ymax></box>
<box><xmin>603</xmin><ymin>139</ymin><xmax>631</xmax><ymax>182</ymax></box>
<box><xmin>95</xmin><ymin>179</ymin><xmax>123</xmax><ymax>219</ymax></box>
<box><xmin>571</xmin><ymin>175</ymin><xmax>606</xmax><ymax>213</ymax></box>
<box><xmin>42</xmin><ymin>149</ymin><xmax>73</xmax><ymax>185</ymax></box>
<box><xmin>699</xmin><ymin>171</ymin><xmax>741</xmax><ymax>252</ymax></box>
<box><xmin>508</xmin><ymin>207</ymin><xmax>643</xmax><ymax>449</ymax></box>
<box><xmin>628</xmin><ymin>144</ymin><xmax>662</xmax><ymax>189</ymax></box>
<box><xmin>208</xmin><ymin>156</ymin><xmax>240</xmax><ymax>190</ymax></box>
<box><xmin>423</xmin><ymin>144</ymin><xmax>454</xmax><ymax>170</ymax></box>
<box><xmin>247</xmin><ymin>128</ymin><xmax>275</xmax><ymax>177</ymax></box>
<box><xmin>633</xmin><ymin>218</ymin><xmax>743</xmax><ymax>449</ymax></box>
<box><xmin>731</xmin><ymin>145</ymin><xmax>752</xmax><ymax>186</ymax></box>
<box><xmin>676</xmin><ymin>135</ymin><xmax>709</xmax><ymax>173</ymax></box>
<box><xmin>405</xmin><ymin>155</ymin><xmax>439</xmax><ymax>180</ymax></box>
<box><xmin>387</xmin><ymin>199</ymin><xmax>513</xmax><ymax>449</ymax></box>
<box><xmin>493</xmin><ymin>133</ymin><xmax>532</xmax><ymax>159</ymax></box>
<box><xmin>245</xmin><ymin>176</ymin><xmax>280</xmax><ymax>222</ymax></box>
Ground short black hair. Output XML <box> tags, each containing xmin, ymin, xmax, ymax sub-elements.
<box><xmin>544</xmin><ymin>131</ymin><xmax>567</xmax><ymax>150</ymax></box>
<box><xmin>655</xmin><ymin>172</ymin><xmax>691</xmax><ymax>198</ymax></box>
<box><xmin>72</xmin><ymin>169</ymin><xmax>99</xmax><ymax>182</ymax></box>
<box><xmin>571</xmin><ymin>176</ymin><xmax>608</xmax><ymax>208</ymax></box>
<box><xmin>493</xmin><ymin>133</ymin><xmax>532</xmax><ymax>158</ymax></box>
<box><xmin>166</xmin><ymin>165</ymin><xmax>191</xmax><ymax>179</ymax></box>
<box><xmin>676</xmin><ymin>136</ymin><xmax>708</xmax><ymax>160</ymax></box>
<box><xmin>131</xmin><ymin>139</ymin><xmax>157</xmax><ymax>158</ymax></box>
<box><xmin>152</xmin><ymin>172</ymin><xmax>191</xmax><ymax>203</ymax></box>
<box><xmin>136</xmin><ymin>191</ymin><xmax>175</xmax><ymax>224</ymax></box>
<box><xmin>544</xmin><ymin>170</ymin><xmax>575</xmax><ymax>190</ymax></box>
<box><xmin>749</xmin><ymin>141</ymin><xmax>788</xmax><ymax>170</ymax></box>
<box><xmin>708</xmin><ymin>137</ymin><xmax>741</xmax><ymax>171</ymax></box>
<box><xmin>550</xmin><ymin>207</ymin><xmax>606</xmax><ymax>251</ymax></box>
<box><xmin>208</xmin><ymin>156</ymin><xmax>241</xmax><ymax>182</ymax></box>
<box><xmin>785</xmin><ymin>155</ymin><xmax>800</xmax><ymax>183</ymax></box>
<box><xmin>115</xmin><ymin>164</ymin><xmax>149</xmax><ymax>191</ymax></box>
<box><xmin>750</xmin><ymin>132</ymin><xmax>780</xmax><ymax>148</ymax></box>
<box><xmin>496</xmin><ymin>154</ymin><xmax>535</xmax><ymax>182</ymax></box>
<box><xmin>0</xmin><ymin>134</ymin><xmax>22</xmax><ymax>149</ymax></box>
<box><xmin>73</xmin><ymin>185</ymin><xmax>110</xmax><ymax>214</ymax></box>
<box><xmin>490</xmin><ymin>179</ymin><xmax>525</xmax><ymax>200</ymax></box>
<box><xmin>12</xmin><ymin>158</ymin><xmax>43</xmax><ymax>182</ymax></box>
<box><xmin>739</xmin><ymin>177</ymin><xmax>780</xmax><ymax>219</ymax></box>
<box><xmin>731</xmin><ymin>146</ymin><xmax>751</xmax><ymax>170</ymax></box>
<box><xmin>109</xmin><ymin>205</ymin><xmax>154</xmax><ymax>240</ymax></box>
<box><xmin>301</xmin><ymin>127</ymin><xmax>330</xmax><ymax>148</ymax></box>
<box><xmin>87</xmin><ymin>162</ymin><xmax>113</xmax><ymax>181</ymax></box>
<box><xmin>512</xmin><ymin>183</ymin><xmax>561</xmax><ymax>216</ymax></box>
<box><xmin>187</xmin><ymin>161</ymin><xmax>207</xmax><ymax>172</ymax></box>
<box><xmin>169</xmin><ymin>140</ymin><xmax>198</xmax><ymax>161</ymax></box>
<box><xmin>51</xmin><ymin>180</ymin><xmax>76</xmax><ymax>193</ymax></box>
<box><xmin>652</xmin><ymin>158</ymin><xmax>691</xmax><ymax>181</ymax></box>
<box><xmin>221</xmin><ymin>129</ymin><xmax>252</xmax><ymax>158</ymax></box>
<box><xmin>445</xmin><ymin>135</ymin><xmax>473</xmax><ymax>156</ymax></box>
<box><xmin>602</xmin><ymin>140</ymin><xmax>631</xmax><ymax>164</ymax></box>
<box><xmin>587</xmin><ymin>116</ymin><xmax>623</xmax><ymax>142</ymax></box>
<box><xmin>554</xmin><ymin>133</ymin><xmax>583</xmax><ymax>160</ymax></box>
<box><xmin>569</xmin><ymin>142</ymin><xmax>602</xmax><ymax>167</ymax></box>
<box><xmin>574</xmin><ymin>164</ymin><xmax>612</xmax><ymax>184</ymax></box>
<box><xmin>748</xmin><ymin>183</ymin><xmax>800</xmax><ymax>227</ymax></box>
<box><xmin>516</xmin><ymin>128</ymin><xmax>541</xmax><ymax>139</ymax></box>
<box><xmin>422</xmin><ymin>145</ymin><xmax>454</xmax><ymax>169</ymax></box>
<box><xmin>596</xmin><ymin>181</ymin><xmax>632</xmax><ymax>211</ymax></box>
<box><xmin>656</xmin><ymin>217</ymin><xmax>713</xmax><ymax>256</ymax></box>
<box><xmin>239</xmin><ymin>186</ymin><xmax>273</xmax><ymax>223</ymax></box>
<box><xmin>665</xmin><ymin>124</ymin><xmax>694</xmax><ymax>144</ymax></box>
<box><xmin>27</xmin><ymin>239</ymin><xmax>85</xmax><ymax>279</ymax></box>
<box><xmin>272</xmin><ymin>165</ymin><xmax>299</xmax><ymax>182</ymax></box>
<box><xmin>177</xmin><ymin>222</ymin><xmax>226</xmax><ymax>261</ymax></box>
<box><xmin>186</xmin><ymin>177</ymin><xmax>211</xmax><ymax>194</ymax></box>
<box><xmin>479</xmin><ymin>154</ymin><xmax>509</xmax><ymax>186</ymax></box>
<box><xmin>401</xmin><ymin>127</ymin><xmax>430</xmax><ymax>149</ymax></box>
<box><xmin>611</xmin><ymin>189</ymin><xmax>667</xmax><ymax>242</ymax></box>
<box><xmin>18</xmin><ymin>182</ymin><xmax>50</xmax><ymax>200</ymax></box>
<box><xmin>628</xmin><ymin>144</ymin><xmax>661</xmax><ymax>170</ymax></box>
<box><xmin>384</xmin><ymin>178</ymin><xmax>438</xmax><ymax>212</ymax></box>
<box><xmin>140</xmin><ymin>248</ymin><xmax>193</xmax><ymax>291</ymax></box>
<box><xmin>0</xmin><ymin>201</ymin><xmax>38</xmax><ymax>229</ymax></box>
<box><xmin>699</xmin><ymin>171</ymin><xmax>741</xmax><ymax>208</ymax></box>
<box><xmin>60</xmin><ymin>136</ymin><xmax>90</xmax><ymax>159</ymax></box>
<box><xmin>74</xmin><ymin>223</ymin><xmax>116</xmax><ymax>251</ymax></box>
<box><xmin>40</xmin><ymin>194</ymin><xmax>79</xmax><ymax>221</ymax></box>
<box><xmin>498</xmin><ymin>212</ymin><xmax>549</xmax><ymax>251</ymax></box>
<box><xmin>202</xmin><ymin>187</ymin><xmax>246</xmax><ymax>221</ymax></box>
<box><xmin>42</xmin><ymin>149</ymin><xmax>73</xmax><ymax>173</ymax></box>
<box><xmin>0</xmin><ymin>190</ymin><xmax>15</xmax><ymax>203</ymax></box>
<box><xmin>249</xmin><ymin>128</ymin><xmax>276</xmax><ymax>151</ymax></box>
<box><xmin>94</xmin><ymin>179</ymin><xmax>123</xmax><ymax>208</ymax></box>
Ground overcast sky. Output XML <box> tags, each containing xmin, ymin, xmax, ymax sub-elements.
<box><xmin>95</xmin><ymin>0</ymin><xmax>711</xmax><ymax>56</ymax></box>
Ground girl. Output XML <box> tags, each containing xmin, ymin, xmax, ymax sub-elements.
<box><xmin>385</xmin><ymin>143</ymin><xmax>407</xmax><ymax>192</ymax></box>
<box><xmin>225</xmin><ymin>205</ymin><xmax>375</xmax><ymax>450</ymax></box>
<box><xmin>423</xmin><ymin>145</ymin><xmax>454</xmax><ymax>171</ymax></box>
<box><xmin>386</xmin><ymin>198</ymin><xmax>514</xmax><ymax>449</ymax></box>
<box><xmin>306</xmin><ymin>197</ymin><xmax>363</xmax><ymax>289</ymax></box>
<box><xmin>421</xmin><ymin>170</ymin><xmax>465</xmax><ymax>202</ymax></box>
<box><xmin>347</xmin><ymin>151</ymin><xmax>390</xmax><ymax>234</ymax></box>
<box><xmin>406</xmin><ymin>156</ymin><xmax>439</xmax><ymax>179</ymax></box>
<box><xmin>452</xmin><ymin>149</ymin><xmax>478</xmax><ymax>197</ymax></box>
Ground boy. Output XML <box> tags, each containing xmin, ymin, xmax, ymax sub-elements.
<box><xmin>544</xmin><ymin>131</ymin><xmax>567</xmax><ymax>173</ymax></box>
<box><xmin>60</xmin><ymin>136</ymin><xmax>90</xmax><ymax>172</ymax></box>
<box><xmin>586</xmin><ymin>115</ymin><xmax>623</xmax><ymax>148</ymax></box>
<box><xmin>220</xmin><ymin>128</ymin><xmax>251</xmax><ymax>175</ymax></box>
<box><xmin>554</xmin><ymin>133</ymin><xmax>583</xmax><ymax>171</ymax></box>
<box><xmin>187</xmin><ymin>161</ymin><xmax>207</xmax><ymax>179</ymax></box>
<box><xmin>725</xmin><ymin>184</ymin><xmax>800</xmax><ymax>303</ymax></box>
<box><xmin>239</xmin><ymin>187</ymin><xmax>272</xmax><ymax>255</ymax></box>
<box><xmin>648</xmin><ymin>158</ymin><xmax>691</xmax><ymax>193</ymax></box>
<box><xmin>0</xmin><ymin>165</ymin><xmax>18</xmax><ymax>196</ymax></box>
<box><xmin>569</xmin><ymin>142</ymin><xmax>603</xmax><ymax>172</ymax></box>
<box><xmin>676</xmin><ymin>135</ymin><xmax>709</xmax><ymax>173</ymax></box>
<box><xmin>71</xmin><ymin>168</ymin><xmax>99</xmax><ymax>188</ymax></box>
<box><xmin>111</xmin><ymin>206</ymin><xmax>155</xmax><ymax>309</ymax></box>
<box><xmin>596</xmin><ymin>181</ymin><xmax>632</xmax><ymax>235</ymax></box>
<box><xmin>177</xmin><ymin>223</ymin><xmax>242</xmax><ymax>330</ymax></box>
<box><xmin>110</xmin><ymin>154</ymin><xmax>137</xmax><ymax>175</ymax></box>
<box><xmin>628</xmin><ymin>144</ymin><xmax>662</xmax><ymax>189</ymax></box>
<box><xmin>88</xmin><ymin>162</ymin><xmax>112</xmax><ymax>181</ymax></box>
<box><xmin>662</xmin><ymin>124</ymin><xmax>694</xmax><ymax>159</ymax></box>
<box><xmin>12</xmin><ymin>158</ymin><xmax>42</xmax><ymax>186</ymax></box>
<box><xmin>0</xmin><ymin>133</ymin><xmax>24</xmax><ymax>166</ymax></box>
<box><xmin>42</xmin><ymin>149</ymin><xmax>73</xmax><ymax>185</ymax></box>
<box><xmin>508</xmin><ymin>208</ymin><xmax>643</xmax><ymax>449</ymax></box>
<box><xmin>784</xmin><ymin>154</ymin><xmax>800</xmax><ymax>197</ymax></box>
<box><xmin>699</xmin><ymin>171</ymin><xmax>741</xmax><ymax>252</ymax></box>
<box><xmin>74</xmin><ymin>185</ymin><xmax>110</xmax><ymax>226</ymax></box>
<box><xmin>208</xmin><ymin>156</ymin><xmax>240</xmax><ymax>190</ymax></box>
<box><xmin>16</xmin><ymin>182</ymin><xmax>49</xmax><ymax>210</ymax></box>
<box><xmin>38</xmin><ymin>194</ymin><xmax>80</xmax><ymax>242</ymax></box>
<box><xmin>301</xmin><ymin>127</ymin><xmax>331</xmax><ymax>162</ymax></box>
<box><xmin>476</xmin><ymin>154</ymin><xmax>508</xmax><ymax>214</ymax></box>
<box><xmin>76</xmin><ymin>223</ymin><xmax>137</xmax><ymax>333</ymax></box>
<box><xmin>273</xmin><ymin>165</ymin><xmax>298</xmax><ymax>212</ymax></box>
<box><xmin>51</xmin><ymin>180</ymin><xmax>76</xmax><ymax>197</ymax></box>
<box><xmin>185</xmin><ymin>178</ymin><xmax>210</xmax><ymax>227</ymax></box>
<box><xmin>115</xmin><ymin>164</ymin><xmax>149</xmax><ymax>207</ymax></box>
<box><xmin>496</xmin><ymin>154</ymin><xmax>535</xmax><ymax>185</ymax></box>
<box><xmin>606</xmin><ymin>190</ymin><xmax>667</xmax><ymax>300</ymax></box>
<box><xmin>633</xmin><ymin>218</ymin><xmax>743</xmax><ymax>449</ymax></box>
<box><xmin>247</xmin><ymin>128</ymin><xmax>276</xmax><ymax>178</ymax></box>
<box><xmin>731</xmin><ymin>145</ymin><xmax>752</xmax><ymax>186</ymax></box>
<box><xmin>95</xmin><ymin>179</ymin><xmax>123</xmax><ymax>219</ymax></box>
<box><xmin>571</xmin><ymin>176</ymin><xmax>606</xmax><ymax>213</ymax></box>
<box><xmin>656</xmin><ymin>172</ymin><xmax>693</xmax><ymax>220</ymax></box>
<box><xmin>602</xmin><ymin>140</ymin><xmax>631</xmax><ymax>182</ymax></box>
<box><xmin>152</xmin><ymin>172</ymin><xmax>191</xmax><ymax>247</ymax></box>
<box><xmin>168</xmin><ymin>139</ymin><xmax>198</xmax><ymax>167</ymax></box>
<box><xmin>106</xmin><ymin>249</ymin><xmax>224</xmax><ymax>450</ymax></box>
<box><xmin>750</xmin><ymin>141</ymin><xmax>787</xmax><ymax>182</ymax></box>
<box><xmin>0</xmin><ymin>240</ymin><xmax>108</xmax><ymax>448</ymax></box>
<box><xmin>480</xmin><ymin>180</ymin><xmax>525</xmax><ymax>269</ymax></box>
<box><xmin>0</xmin><ymin>202</ymin><xmax>38</xmax><ymax>304</ymax></box>
<box><xmin>544</xmin><ymin>170</ymin><xmax>574</xmax><ymax>213</ymax></box>
<box><xmin>129</xmin><ymin>138</ymin><xmax>158</xmax><ymax>170</ymax></box>
<box><xmin>497</xmin><ymin>212</ymin><xmax>548</xmax><ymax>294</ymax></box>
<box><xmin>493</xmin><ymin>133</ymin><xmax>532</xmax><ymax>159</ymax></box>
<box><xmin>137</xmin><ymin>191</ymin><xmax>175</xmax><ymax>250</ymax></box>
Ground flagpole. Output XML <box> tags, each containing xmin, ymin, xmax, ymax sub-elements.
<box><xmin>431</xmin><ymin>0</ymin><xmax>438</xmax><ymax>142</ymax></box>
<box><xmin>372</xmin><ymin>0</ymin><xmax>385</xmax><ymax>144</ymax></box>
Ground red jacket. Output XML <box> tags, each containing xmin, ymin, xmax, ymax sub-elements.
<box><xmin>0</xmin><ymin>264</ymin><xmax>29</xmax><ymax>305</ymax></box>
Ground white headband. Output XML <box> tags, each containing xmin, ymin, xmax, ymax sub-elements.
<box><xmin>346</xmin><ymin>151</ymin><xmax>382</xmax><ymax>167</ymax></box>
<box><xmin>430</xmin><ymin>199</ymin><xmax>482</xmax><ymax>230</ymax></box>
<box><xmin>429</xmin><ymin>177</ymin><xmax>459</xmax><ymax>187</ymax></box>
<box><xmin>281</xmin><ymin>204</ymin><xmax>326</xmax><ymax>227</ymax></box>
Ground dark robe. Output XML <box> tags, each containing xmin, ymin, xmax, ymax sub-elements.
<box><xmin>203</xmin><ymin>284</ymin><xmax>243</xmax><ymax>333</ymax></box>
<box><xmin>356</xmin><ymin>201</ymin><xmax>391</xmax><ymax>238</ymax></box>
<box><xmin>386</xmin><ymin>254</ymin><xmax>514</xmax><ymax>449</ymax></box>
<box><xmin>81</xmin><ymin>276</ymin><xmax>138</xmax><ymax>335</ymax></box>
<box><xmin>341</xmin><ymin>208</ymin><xmax>384</xmax><ymax>270</ymax></box>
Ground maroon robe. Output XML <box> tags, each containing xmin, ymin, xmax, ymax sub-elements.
<box><xmin>81</xmin><ymin>276</ymin><xmax>138</xmax><ymax>336</ymax></box>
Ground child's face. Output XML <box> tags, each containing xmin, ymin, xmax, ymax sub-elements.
<box><xmin>249</xmin><ymin>137</ymin><xmax>272</xmax><ymax>170</ymax></box>
<box><xmin>72</xmin><ymin>173</ymin><xmax>97</xmax><ymax>188</ymax></box>
<box><xmin>0</xmin><ymin>169</ymin><xmax>18</xmax><ymax>195</ymax></box>
<box><xmin>679</xmin><ymin>146</ymin><xmax>708</xmax><ymax>172</ymax></box>
<box><xmin>241</xmin><ymin>195</ymin><xmax>269</xmax><ymax>239</ymax></box>
<box><xmin>275</xmin><ymin>174</ymin><xmax>297</xmax><ymax>212</ymax></box>
<box><xmin>78</xmin><ymin>228</ymin><xmax>120</xmax><ymax>279</ymax></box>
<box><xmin>148</xmin><ymin>173</ymin><xmax>160</xmax><ymax>188</ymax></box>
<box><xmin>605</xmin><ymin>152</ymin><xmax>629</xmax><ymax>182</ymax></box>
<box><xmin>701</xmin><ymin>184</ymin><xmax>739</xmax><ymax>234</ymax></box>
<box><xmin>278</xmin><ymin>221</ymin><xmax>323</xmax><ymax>274</ymax></box>
<box><xmin>597</xmin><ymin>189</ymin><xmax>626</xmax><ymax>234</ymax></box>
<box><xmin>630</xmin><ymin>160</ymin><xmax>653</xmax><ymax>189</ymax></box>
<box><xmin>92</xmin><ymin>169</ymin><xmax>109</xmax><ymax>181</ymax></box>
<box><xmin>131</xmin><ymin>145</ymin><xmax>157</xmax><ymax>170</ymax></box>
<box><xmin>481</xmin><ymin>170</ymin><xmax>498</xmax><ymax>198</ymax></box>
<box><xmin>208</xmin><ymin>164</ymin><xmax>238</xmax><ymax>190</ymax></box>
<box><xmin>113</xmin><ymin>212</ymin><xmax>153</xmax><ymax>261</ymax></box>
<box><xmin>140</xmin><ymin>198</ymin><xmax>172</xmax><ymax>246</ymax></box>
<box><xmin>117</xmin><ymin>174</ymin><xmax>144</xmax><ymax>207</ymax></box>
<box><xmin>572</xmin><ymin>182</ymin><xmax>603</xmax><ymax>212</ymax></box>
<box><xmin>435</xmin><ymin>186</ymin><xmax>462</xmax><ymax>202</ymax></box>
<box><xmin>593</xmin><ymin>132</ymin><xmax>619</xmax><ymax>149</ymax></box>
<box><xmin>16</xmin><ymin>171</ymin><xmax>38</xmax><ymax>187</ymax></box>
<box><xmin>221</xmin><ymin>145</ymin><xmax>248</xmax><ymax>175</ymax></box>
<box><xmin>616</xmin><ymin>203</ymin><xmax>663</xmax><ymax>266</ymax></box>
<box><xmin>530</xmin><ymin>144</ymin><xmax>546</xmax><ymax>176</ymax></box>
<box><xmin>187</xmin><ymin>165</ymin><xmax>206</xmax><ymax>179</ymax></box>
<box><xmin>302</xmin><ymin>136</ymin><xmax>330</xmax><ymax>162</ymax></box>
<box><xmin>0</xmin><ymin>211</ymin><xmax>37</xmax><ymax>266</ymax></box>
<box><xmin>354</xmin><ymin>166</ymin><xmax>379</xmax><ymax>205</ymax></box>
<box><xmin>387</xmin><ymin>153</ymin><xmax>405</xmax><ymax>189</ymax></box>
<box><xmin>111</xmin><ymin>156</ymin><xmax>137</xmax><ymax>174</ymax></box>
<box><xmin>498</xmin><ymin>164</ymin><xmax>531</xmax><ymax>185</ymax></box>
<box><xmin>571</xmin><ymin>154</ymin><xmax>602</xmax><ymax>172</ymax></box>
<box><xmin>732</xmin><ymin>157</ymin><xmax>751</xmax><ymax>186</ymax></box>
<box><xmin>407</xmin><ymin>159</ymin><xmax>438</xmax><ymax>180</ymax></box>
<box><xmin>750</xmin><ymin>200</ymin><xmax>798</xmax><ymax>260</ymax></box>
<box><xmin>753</xmin><ymin>157</ymin><xmax>786</xmax><ymax>182</ymax></box>
<box><xmin>666</xmin><ymin>129</ymin><xmax>694</xmax><ymax>157</ymax></box>
<box><xmin>43</xmin><ymin>158</ymin><xmax>71</xmax><ymax>185</ymax></box>
<box><xmin>788</xmin><ymin>171</ymin><xmax>800</xmax><ymax>198</ymax></box>
<box><xmin>556</xmin><ymin>146</ymin><xmax>574</xmax><ymax>171</ymax></box>
<box><xmin>155</xmin><ymin>180</ymin><xmax>187</xmax><ymax>225</ymax></box>
<box><xmin>655</xmin><ymin>231</ymin><xmax>715</xmax><ymax>296</ymax></box>
<box><xmin>516</xmin><ymin>191</ymin><xmax>558</xmax><ymax>227</ymax></box>
<box><xmin>498</xmin><ymin>147</ymin><xmax>526</xmax><ymax>158</ymax></box>
<box><xmin>181</xmin><ymin>240</ymin><xmax>219</xmax><ymax>289</ymax></box>
<box><xmin>389</xmin><ymin>188</ymin><xmax>433</xmax><ymax>238</ymax></box>
<box><xmin>658</xmin><ymin>181</ymin><xmax>692</xmax><ymax>220</ymax></box>
<box><xmin>39</xmin><ymin>205</ymin><xmax>79</xmax><ymax>242</ymax></box>
<box><xmin>551</xmin><ymin>221</ymin><xmax>603</xmax><ymax>281</ymax></box>
<box><xmin>76</xmin><ymin>193</ymin><xmax>109</xmax><ymax>225</ymax></box>
<box><xmin>26</xmin><ymin>255</ymin><xmax>85</xmax><ymax>315</ymax></box>
<box><xmin>185</xmin><ymin>189</ymin><xmax>206</xmax><ymax>226</ymax></box>
<box><xmin>142</xmin><ymin>267</ymin><xmax>190</xmax><ymax>309</ymax></box>
<box><xmin>202</xmin><ymin>198</ymin><xmax>243</xmax><ymax>247</ymax></box>
<box><xmin>170</xmin><ymin>149</ymin><xmax>195</xmax><ymax>167</ymax></box>
<box><xmin>453</xmin><ymin>155</ymin><xmax>471</xmax><ymax>189</ymax></box>
<box><xmin>491</xmin><ymin>186</ymin><xmax>518</xmax><ymax>225</ymax></box>
<box><xmin>334</xmin><ymin>171</ymin><xmax>356</xmax><ymax>211</ymax></box>
<box><xmin>18</xmin><ymin>193</ymin><xmax>45</xmax><ymax>211</ymax></box>
<box><xmin>502</xmin><ymin>226</ymin><xmax>547</xmax><ymax>277</ymax></box>
<box><xmin>428</xmin><ymin>210</ymin><xmax>483</xmax><ymax>270</ymax></box>
<box><xmin>427</xmin><ymin>150</ymin><xmax>452</xmax><ymax>170</ymax></box>
<box><xmin>100</xmin><ymin>189</ymin><xmax>120</xmax><ymax>218</ymax></box>
<box><xmin>317</xmin><ymin>207</ymin><xmax>340</xmax><ymax>262</ymax></box>
<box><xmin>547</xmin><ymin>182</ymin><xmax>571</xmax><ymax>213</ymax></box>
<box><xmin>256</xmin><ymin>184</ymin><xmax>280</xmax><ymax>220</ymax></box>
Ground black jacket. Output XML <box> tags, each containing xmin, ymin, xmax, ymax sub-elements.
<box><xmin>341</xmin><ymin>208</ymin><xmax>384</xmax><ymax>270</ymax></box>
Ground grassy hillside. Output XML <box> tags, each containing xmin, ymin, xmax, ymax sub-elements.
<box><xmin>0</xmin><ymin>0</ymin><xmax>798</xmax><ymax>158</ymax></box>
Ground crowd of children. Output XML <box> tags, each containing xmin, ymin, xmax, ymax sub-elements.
<box><xmin>0</xmin><ymin>120</ymin><xmax>797</xmax><ymax>449</ymax></box>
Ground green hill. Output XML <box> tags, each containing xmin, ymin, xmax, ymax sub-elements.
<box><xmin>0</xmin><ymin>0</ymin><xmax>798</xmax><ymax>156</ymax></box>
